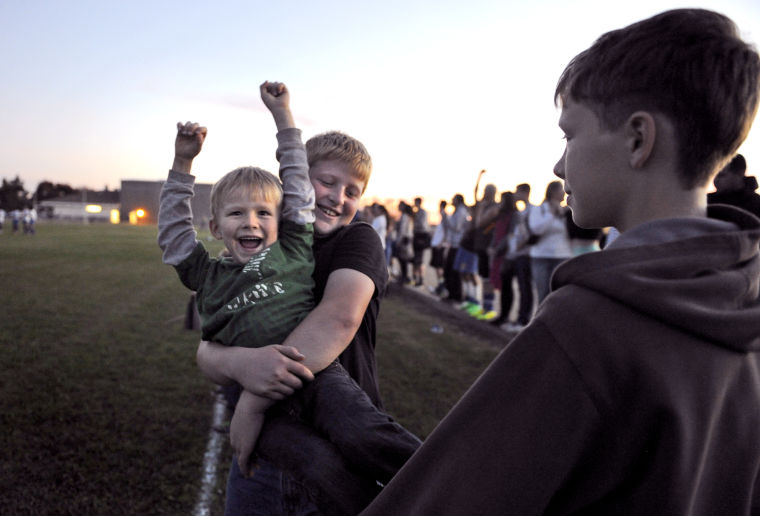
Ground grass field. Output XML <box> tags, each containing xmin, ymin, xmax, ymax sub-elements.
<box><xmin>0</xmin><ymin>222</ymin><xmax>501</xmax><ymax>514</ymax></box>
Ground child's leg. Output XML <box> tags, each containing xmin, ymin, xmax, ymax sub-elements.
<box><xmin>298</xmin><ymin>361</ymin><xmax>422</xmax><ymax>485</ymax></box>
<box><xmin>255</xmin><ymin>408</ymin><xmax>381</xmax><ymax>516</ymax></box>
<box><xmin>230</xmin><ymin>391</ymin><xmax>270</xmax><ymax>476</ymax></box>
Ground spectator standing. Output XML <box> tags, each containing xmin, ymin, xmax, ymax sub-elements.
<box><xmin>429</xmin><ymin>200</ymin><xmax>448</xmax><ymax>296</ymax></box>
<box><xmin>394</xmin><ymin>201</ymin><xmax>414</xmax><ymax>284</ymax></box>
<box><xmin>383</xmin><ymin>205</ymin><xmax>395</xmax><ymax>271</ymax></box>
<box><xmin>442</xmin><ymin>193</ymin><xmax>467</xmax><ymax>302</ymax></box>
<box><xmin>454</xmin><ymin>170</ymin><xmax>499</xmax><ymax>316</ymax></box>
<box><xmin>11</xmin><ymin>209</ymin><xmax>20</xmax><ymax>234</ymax></box>
<box><xmin>411</xmin><ymin>197</ymin><xmax>431</xmax><ymax>286</ymax></box>
<box><xmin>528</xmin><ymin>180</ymin><xmax>573</xmax><ymax>303</ymax></box>
<box><xmin>26</xmin><ymin>208</ymin><xmax>37</xmax><ymax>235</ymax></box>
<box><xmin>370</xmin><ymin>203</ymin><xmax>387</xmax><ymax>251</ymax></box>
<box><xmin>0</xmin><ymin>208</ymin><xmax>5</xmax><ymax>234</ymax></box>
<box><xmin>487</xmin><ymin>192</ymin><xmax>517</xmax><ymax>326</ymax></box>
<box><xmin>469</xmin><ymin>182</ymin><xmax>501</xmax><ymax>320</ymax></box>
<box><xmin>498</xmin><ymin>183</ymin><xmax>536</xmax><ymax>330</ymax></box>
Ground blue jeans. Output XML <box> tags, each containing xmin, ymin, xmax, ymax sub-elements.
<box><xmin>227</xmin><ymin>362</ymin><xmax>420</xmax><ymax>515</ymax></box>
<box><xmin>293</xmin><ymin>362</ymin><xmax>421</xmax><ymax>485</ymax></box>
<box><xmin>225</xmin><ymin>458</ymin><xmax>320</xmax><ymax>516</ymax></box>
<box><xmin>531</xmin><ymin>257</ymin><xmax>566</xmax><ymax>304</ymax></box>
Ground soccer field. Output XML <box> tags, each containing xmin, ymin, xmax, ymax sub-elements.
<box><xmin>0</xmin><ymin>222</ymin><xmax>500</xmax><ymax>513</ymax></box>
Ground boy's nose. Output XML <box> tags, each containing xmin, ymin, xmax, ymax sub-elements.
<box><xmin>553</xmin><ymin>150</ymin><xmax>566</xmax><ymax>179</ymax></box>
<box><xmin>330</xmin><ymin>187</ymin><xmax>345</xmax><ymax>205</ymax></box>
<box><xmin>245</xmin><ymin>212</ymin><xmax>259</xmax><ymax>227</ymax></box>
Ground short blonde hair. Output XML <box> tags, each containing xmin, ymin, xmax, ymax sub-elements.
<box><xmin>305</xmin><ymin>131</ymin><xmax>372</xmax><ymax>192</ymax></box>
<box><xmin>210</xmin><ymin>166</ymin><xmax>282</xmax><ymax>219</ymax></box>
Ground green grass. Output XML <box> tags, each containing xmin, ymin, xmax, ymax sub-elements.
<box><xmin>376</xmin><ymin>293</ymin><xmax>501</xmax><ymax>438</ymax></box>
<box><xmin>0</xmin><ymin>222</ymin><xmax>501</xmax><ymax>513</ymax></box>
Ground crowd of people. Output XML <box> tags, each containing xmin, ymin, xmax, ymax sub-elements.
<box><xmin>153</xmin><ymin>8</ymin><xmax>760</xmax><ymax>515</ymax></box>
<box><xmin>0</xmin><ymin>207</ymin><xmax>37</xmax><ymax>235</ymax></box>
<box><xmin>361</xmin><ymin>175</ymin><xmax>605</xmax><ymax>332</ymax></box>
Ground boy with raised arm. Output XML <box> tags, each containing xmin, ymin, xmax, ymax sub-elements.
<box><xmin>157</xmin><ymin>82</ymin><xmax>420</xmax><ymax>511</ymax></box>
<box><xmin>362</xmin><ymin>9</ymin><xmax>760</xmax><ymax>515</ymax></box>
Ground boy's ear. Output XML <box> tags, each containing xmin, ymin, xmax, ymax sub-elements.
<box><xmin>625</xmin><ymin>111</ymin><xmax>656</xmax><ymax>169</ymax></box>
<box><xmin>209</xmin><ymin>218</ymin><xmax>222</xmax><ymax>240</ymax></box>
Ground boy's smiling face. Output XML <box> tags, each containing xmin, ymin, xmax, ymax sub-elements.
<box><xmin>554</xmin><ymin>98</ymin><xmax>628</xmax><ymax>230</ymax></box>
<box><xmin>309</xmin><ymin>159</ymin><xmax>365</xmax><ymax>235</ymax></box>
<box><xmin>209</xmin><ymin>188</ymin><xmax>279</xmax><ymax>264</ymax></box>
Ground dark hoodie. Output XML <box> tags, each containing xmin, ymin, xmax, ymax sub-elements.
<box><xmin>362</xmin><ymin>205</ymin><xmax>760</xmax><ymax>515</ymax></box>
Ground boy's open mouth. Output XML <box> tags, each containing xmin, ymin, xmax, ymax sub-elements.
<box><xmin>239</xmin><ymin>237</ymin><xmax>262</xmax><ymax>249</ymax></box>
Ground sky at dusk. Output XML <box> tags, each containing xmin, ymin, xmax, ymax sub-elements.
<box><xmin>3</xmin><ymin>0</ymin><xmax>760</xmax><ymax>208</ymax></box>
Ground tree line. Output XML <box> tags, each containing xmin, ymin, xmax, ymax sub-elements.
<box><xmin>0</xmin><ymin>176</ymin><xmax>78</xmax><ymax>211</ymax></box>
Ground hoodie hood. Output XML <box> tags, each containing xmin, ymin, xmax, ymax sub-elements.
<box><xmin>552</xmin><ymin>205</ymin><xmax>760</xmax><ymax>352</ymax></box>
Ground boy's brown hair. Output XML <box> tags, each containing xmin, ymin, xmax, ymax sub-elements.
<box><xmin>555</xmin><ymin>9</ymin><xmax>760</xmax><ymax>188</ymax></box>
<box><xmin>210</xmin><ymin>166</ymin><xmax>282</xmax><ymax>220</ymax></box>
<box><xmin>305</xmin><ymin>131</ymin><xmax>373</xmax><ymax>192</ymax></box>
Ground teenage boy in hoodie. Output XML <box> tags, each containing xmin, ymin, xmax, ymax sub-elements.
<box><xmin>361</xmin><ymin>8</ymin><xmax>760</xmax><ymax>515</ymax></box>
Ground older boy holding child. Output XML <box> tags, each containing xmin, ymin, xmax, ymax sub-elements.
<box><xmin>362</xmin><ymin>8</ymin><xmax>760</xmax><ymax>515</ymax></box>
<box><xmin>158</xmin><ymin>81</ymin><xmax>419</xmax><ymax>514</ymax></box>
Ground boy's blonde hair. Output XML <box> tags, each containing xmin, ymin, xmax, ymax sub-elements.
<box><xmin>210</xmin><ymin>166</ymin><xmax>282</xmax><ymax>219</ymax></box>
<box><xmin>305</xmin><ymin>131</ymin><xmax>372</xmax><ymax>192</ymax></box>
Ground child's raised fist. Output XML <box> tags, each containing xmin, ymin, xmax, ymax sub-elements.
<box><xmin>260</xmin><ymin>81</ymin><xmax>290</xmax><ymax>112</ymax></box>
<box><xmin>174</xmin><ymin>121</ymin><xmax>207</xmax><ymax>162</ymax></box>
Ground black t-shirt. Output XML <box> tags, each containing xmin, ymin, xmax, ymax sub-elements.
<box><xmin>313</xmin><ymin>222</ymin><xmax>388</xmax><ymax>408</ymax></box>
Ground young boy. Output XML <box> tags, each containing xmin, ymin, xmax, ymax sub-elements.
<box><xmin>157</xmin><ymin>82</ymin><xmax>419</xmax><ymax>504</ymax></box>
<box><xmin>361</xmin><ymin>9</ymin><xmax>760</xmax><ymax>515</ymax></box>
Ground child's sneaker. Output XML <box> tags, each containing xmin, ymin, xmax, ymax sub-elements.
<box><xmin>467</xmin><ymin>305</ymin><xmax>484</xmax><ymax>317</ymax></box>
<box><xmin>477</xmin><ymin>310</ymin><xmax>498</xmax><ymax>321</ymax></box>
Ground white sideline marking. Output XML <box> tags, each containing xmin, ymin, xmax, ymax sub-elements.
<box><xmin>193</xmin><ymin>392</ymin><xmax>228</xmax><ymax>516</ymax></box>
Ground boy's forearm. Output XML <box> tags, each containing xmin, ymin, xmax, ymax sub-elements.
<box><xmin>172</xmin><ymin>155</ymin><xmax>194</xmax><ymax>174</ymax></box>
<box><xmin>196</xmin><ymin>340</ymin><xmax>237</xmax><ymax>385</ymax></box>
<box><xmin>270</xmin><ymin>107</ymin><xmax>296</xmax><ymax>132</ymax></box>
<box><xmin>281</xmin><ymin>268</ymin><xmax>375</xmax><ymax>373</ymax></box>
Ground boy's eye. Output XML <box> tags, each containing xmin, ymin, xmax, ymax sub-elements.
<box><xmin>346</xmin><ymin>189</ymin><xmax>359</xmax><ymax>199</ymax></box>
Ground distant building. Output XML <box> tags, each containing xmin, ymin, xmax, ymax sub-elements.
<box><xmin>36</xmin><ymin>179</ymin><xmax>213</xmax><ymax>225</ymax></box>
<box><xmin>120</xmin><ymin>179</ymin><xmax>212</xmax><ymax>225</ymax></box>
<box><xmin>38</xmin><ymin>189</ymin><xmax>121</xmax><ymax>222</ymax></box>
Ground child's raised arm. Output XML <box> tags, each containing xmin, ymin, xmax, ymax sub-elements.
<box><xmin>172</xmin><ymin>121</ymin><xmax>207</xmax><ymax>174</ymax></box>
<box><xmin>260</xmin><ymin>81</ymin><xmax>296</xmax><ymax>131</ymax></box>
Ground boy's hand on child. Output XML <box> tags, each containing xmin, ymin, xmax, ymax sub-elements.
<box><xmin>231</xmin><ymin>345</ymin><xmax>314</xmax><ymax>401</ymax></box>
<box><xmin>230</xmin><ymin>390</ymin><xmax>267</xmax><ymax>477</ymax></box>
<box><xmin>173</xmin><ymin>121</ymin><xmax>207</xmax><ymax>172</ymax></box>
